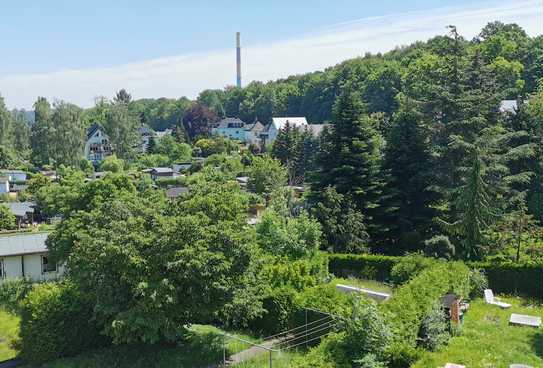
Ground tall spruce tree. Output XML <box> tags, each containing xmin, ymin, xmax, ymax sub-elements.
<box><xmin>311</xmin><ymin>88</ymin><xmax>384</xmax><ymax>235</ymax></box>
<box><xmin>379</xmin><ymin>108</ymin><xmax>438</xmax><ymax>251</ymax></box>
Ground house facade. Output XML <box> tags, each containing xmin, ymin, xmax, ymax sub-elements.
<box><xmin>0</xmin><ymin>177</ymin><xmax>9</xmax><ymax>194</ymax></box>
<box><xmin>84</xmin><ymin>123</ymin><xmax>112</xmax><ymax>165</ymax></box>
<box><xmin>212</xmin><ymin>118</ymin><xmax>247</xmax><ymax>141</ymax></box>
<box><xmin>0</xmin><ymin>232</ymin><xmax>64</xmax><ymax>282</ymax></box>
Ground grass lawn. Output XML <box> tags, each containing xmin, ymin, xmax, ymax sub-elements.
<box><xmin>413</xmin><ymin>296</ymin><xmax>543</xmax><ymax>368</ymax></box>
<box><xmin>22</xmin><ymin>324</ymin><xmax>264</xmax><ymax>368</ymax></box>
<box><xmin>235</xmin><ymin>350</ymin><xmax>304</xmax><ymax>367</ymax></box>
<box><xmin>0</xmin><ymin>308</ymin><xmax>19</xmax><ymax>361</ymax></box>
<box><xmin>331</xmin><ymin>277</ymin><xmax>393</xmax><ymax>294</ymax></box>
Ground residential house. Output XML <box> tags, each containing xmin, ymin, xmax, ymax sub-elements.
<box><xmin>172</xmin><ymin>162</ymin><xmax>192</xmax><ymax>173</ymax></box>
<box><xmin>244</xmin><ymin>121</ymin><xmax>266</xmax><ymax>146</ymax></box>
<box><xmin>0</xmin><ymin>233</ymin><xmax>64</xmax><ymax>281</ymax></box>
<box><xmin>149</xmin><ymin>167</ymin><xmax>178</xmax><ymax>180</ymax></box>
<box><xmin>263</xmin><ymin>117</ymin><xmax>308</xmax><ymax>146</ymax></box>
<box><xmin>212</xmin><ymin>118</ymin><xmax>247</xmax><ymax>141</ymax></box>
<box><xmin>0</xmin><ymin>177</ymin><xmax>9</xmax><ymax>194</ymax></box>
<box><xmin>0</xmin><ymin>170</ymin><xmax>27</xmax><ymax>182</ymax></box>
<box><xmin>5</xmin><ymin>202</ymin><xmax>37</xmax><ymax>227</ymax></box>
<box><xmin>84</xmin><ymin>123</ymin><xmax>112</xmax><ymax>165</ymax></box>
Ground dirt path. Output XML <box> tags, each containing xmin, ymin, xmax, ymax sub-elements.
<box><xmin>225</xmin><ymin>338</ymin><xmax>282</xmax><ymax>366</ymax></box>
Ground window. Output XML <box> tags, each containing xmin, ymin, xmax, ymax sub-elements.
<box><xmin>0</xmin><ymin>258</ymin><xmax>4</xmax><ymax>279</ymax></box>
<box><xmin>41</xmin><ymin>256</ymin><xmax>57</xmax><ymax>273</ymax></box>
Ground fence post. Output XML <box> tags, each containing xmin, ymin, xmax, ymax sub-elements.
<box><xmin>269</xmin><ymin>350</ymin><xmax>272</xmax><ymax>368</ymax></box>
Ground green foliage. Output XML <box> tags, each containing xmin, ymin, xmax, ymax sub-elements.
<box><xmin>19</xmin><ymin>282</ymin><xmax>108</xmax><ymax>364</ymax></box>
<box><xmin>257</xmin><ymin>210</ymin><xmax>321</xmax><ymax>259</ymax></box>
<box><xmin>418</xmin><ymin>302</ymin><xmax>450</xmax><ymax>351</ymax></box>
<box><xmin>390</xmin><ymin>254</ymin><xmax>436</xmax><ymax>285</ymax></box>
<box><xmin>312</xmin><ymin>186</ymin><xmax>369</xmax><ymax>253</ymax></box>
<box><xmin>468</xmin><ymin>268</ymin><xmax>488</xmax><ymax>299</ymax></box>
<box><xmin>247</xmin><ymin>155</ymin><xmax>287</xmax><ymax>195</ymax></box>
<box><xmin>328</xmin><ymin>253</ymin><xmax>400</xmax><ymax>281</ymax></box>
<box><xmin>104</xmin><ymin>95</ymin><xmax>140</xmax><ymax>160</ymax></box>
<box><xmin>424</xmin><ymin>235</ymin><xmax>456</xmax><ymax>260</ymax></box>
<box><xmin>0</xmin><ymin>203</ymin><xmax>16</xmax><ymax>230</ymax></box>
<box><xmin>0</xmin><ymin>278</ymin><xmax>33</xmax><ymax>313</ymax></box>
<box><xmin>99</xmin><ymin>154</ymin><xmax>125</xmax><ymax>173</ymax></box>
<box><xmin>343</xmin><ymin>298</ymin><xmax>391</xmax><ymax>365</ymax></box>
<box><xmin>383</xmin><ymin>262</ymin><xmax>471</xmax><ymax>355</ymax></box>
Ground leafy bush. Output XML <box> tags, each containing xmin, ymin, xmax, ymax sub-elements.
<box><xmin>418</xmin><ymin>302</ymin><xmax>450</xmax><ymax>351</ymax></box>
<box><xmin>0</xmin><ymin>278</ymin><xmax>33</xmax><ymax>313</ymax></box>
<box><xmin>248</xmin><ymin>286</ymin><xmax>300</xmax><ymax>335</ymax></box>
<box><xmin>0</xmin><ymin>203</ymin><xmax>17</xmax><ymax>230</ymax></box>
<box><xmin>260</xmin><ymin>255</ymin><xmax>329</xmax><ymax>291</ymax></box>
<box><xmin>19</xmin><ymin>282</ymin><xmax>108</xmax><ymax>364</ymax></box>
<box><xmin>424</xmin><ymin>235</ymin><xmax>455</xmax><ymax>260</ymax></box>
<box><xmin>343</xmin><ymin>298</ymin><xmax>391</xmax><ymax>365</ymax></box>
<box><xmin>328</xmin><ymin>254</ymin><xmax>400</xmax><ymax>281</ymax></box>
<box><xmin>390</xmin><ymin>254</ymin><xmax>435</xmax><ymax>285</ymax></box>
<box><xmin>468</xmin><ymin>268</ymin><xmax>488</xmax><ymax>299</ymax></box>
<box><xmin>290</xmin><ymin>332</ymin><xmax>351</xmax><ymax>368</ymax></box>
<box><xmin>295</xmin><ymin>283</ymin><xmax>354</xmax><ymax>324</ymax></box>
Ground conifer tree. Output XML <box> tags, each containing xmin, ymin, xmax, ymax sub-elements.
<box><xmin>379</xmin><ymin>108</ymin><xmax>439</xmax><ymax>251</ymax></box>
<box><xmin>311</xmin><ymin>88</ymin><xmax>384</xmax><ymax>232</ymax></box>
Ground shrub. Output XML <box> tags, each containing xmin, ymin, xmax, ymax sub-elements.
<box><xmin>260</xmin><ymin>255</ymin><xmax>329</xmax><ymax>291</ymax></box>
<box><xmin>19</xmin><ymin>282</ymin><xmax>108</xmax><ymax>363</ymax></box>
<box><xmin>290</xmin><ymin>332</ymin><xmax>351</xmax><ymax>368</ymax></box>
<box><xmin>468</xmin><ymin>268</ymin><xmax>488</xmax><ymax>299</ymax></box>
<box><xmin>343</xmin><ymin>298</ymin><xmax>391</xmax><ymax>365</ymax></box>
<box><xmin>328</xmin><ymin>254</ymin><xmax>400</xmax><ymax>281</ymax></box>
<box><xmin>295</xmin><ymin>284</ymin><xmax>354</xmax><ymax>325</ymax></box>
<box><xmin>248</xmin><ymin>287</ymin><xmax>300</xmax><ymax>335</ymax></box>
<box><xmin>418</xmin><ymin>302</ymin><xmax>450</xmax><ymax>351</ymax></box>
<box><xmin>0</xmin><ymin>278</ymin><xmax>33</xmax><ymax>313</ymax></box>
<box><xmin>424</xmin><ymin>235</ymin><xmax>455</xmax><ymax>260</ymax></box>
<box><xmin>0</xmin><ymin>203</ymin><xmax>17</xmax><ymax>230</ymax></box>
<box><xmin>389</xmin><ymin>254</ymin><xmax>435</xmax><ymax>285</ymax></box>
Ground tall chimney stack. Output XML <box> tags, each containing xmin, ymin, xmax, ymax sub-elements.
<box><xmin>236</xmin><ymin>32</ymin><xmax>242</xmax><ymax>88</ymax></box>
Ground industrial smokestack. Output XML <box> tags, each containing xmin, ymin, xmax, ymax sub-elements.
<box><xmin>236</xmin><ymin>32</ymin><xmax>242</xmax><ymax>88</ymax></box>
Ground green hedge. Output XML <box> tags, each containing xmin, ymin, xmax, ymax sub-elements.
<box><xmin>383</xmin><ymin>262</ymin><xmax>471</xmax><ymax>366</ymax></box>
<box><xmin>19</xmin><ymin>282</ymin><xmax>109</xmax><ymax>364</ymax></box>
<box><xmin>471</xmin><ymin>262</ymin><xmax>543</xmax><ymax>299</ymax></box>
<box><xmin>328</xmin><ymin>253</ymin><xmax>543</xmax><ymax>299</ymax></box>
<box><xmin>328</xmin><ymin>254</ymin><xmax>400</xmax><ymax>281</ymax></box>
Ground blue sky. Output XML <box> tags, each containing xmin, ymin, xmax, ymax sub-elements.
<box><xmin>1</xmin><ymin>0</ymin><xmax>542</xmax><ymax>108</ymax></box>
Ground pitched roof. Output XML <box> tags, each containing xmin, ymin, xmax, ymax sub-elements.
<box><xmin>0</xmin><ymin>169</ymin><xmax>27</xmax><ymax>175</ymax></box>
<box><xmin>87</xmin><ymin>122</ymin><xmax>105</xmax><ymax>139</ymax></box>
<box><xmin>305</xmin><ymin>124</ymin><xmax>329</xmax><ymax>136</ymax></box>
<box><xmin>245</xmin><ymin>121</ymin><xmax>265</xmax><ymax>132</ymax></box>
<box><xmin>272</xmin><ymin>117</ymin><xmax>308</xmax><ymax>130</ymax></box>
<box><xmin>5</xmin><ymin>202</ymin><xmax>36</xmax><ymax>217</ymax></box>
<box><xmin>0</xmin><ymin>232</ymin><xmax>49</xmax><ymax>257</ymax></box>
<box><xmin>151</xmin><ymin>167</ymin><xmax>174</xmax><ymax>174</ymax></box>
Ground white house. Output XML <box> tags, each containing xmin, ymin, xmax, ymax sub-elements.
<box><xmin>0</xmin><ymin>170</ymin><xmax>27</xmax><ymax>182</ymax></box>
<box><xmin>264</xmin><ymin>117</ymin><xmax>308</xmax><ymax>145</ymax></box>
<box><xmin>0</xmin><ymin>232</ymin><xmax>64</xmax><ymax>282</ymax></box>
<box><xmin>84</xmin><ymin>123</ymin><xmax>112</xmax><ymax>165</ymax></box>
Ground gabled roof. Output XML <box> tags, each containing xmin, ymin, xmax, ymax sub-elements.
<box><xmin>0</xmin><ymin>232</ymin><xmax>48</xmax><ymax>257</ymax></box>
<box><xmin>150</xmin><ymin>167</ymin><xmax>174</xmax><ymax>174</ymax></box>
<box><xmin>245</xmin><ymin>121</ymin><xmax>265</xmax><ymax>132</ymax></box>
<box><xmin>272</xmin><ymin>117</ymin><xmax>308</xmax><ymax>130</ymax></box>
<box><xmin>0</xmin><ymin>169</ymin><xmax>27</xmax><ymax>175</ymax></box>
<box><xmin>5</xmin><ymin>202</ymin><xmax>36</xmax><ymax>217</ymax></box>
<box><xmin>87</xmin><ymin>122</ymin><xmax>105</xmax><ymax>139</ymax></box>
<box><xmin>305</xmin><ymin>124</ymin><xmax>329</xmax><ymax>136</ymax></box>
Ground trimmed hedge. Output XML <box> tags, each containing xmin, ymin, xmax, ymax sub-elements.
<box><xmin>471</xmin><ymin>261</ymin><xmax>543</xmax><ymax>298</ymax></box>
<box><xmin>19</xmin><ymin>282</ymin><xmax>109</xmax><ymax>364</ymax></box>
<box><xmin>329</xmin><ymin>253</ymin><xmax>543</xmax><ymax>299</ymax></box>
<box><xmin>328</xmin><ymin>254</ymin><xmax>400</xmax><ymax>281</ymax></box>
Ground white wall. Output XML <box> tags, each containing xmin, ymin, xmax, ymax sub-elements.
<box><xmin>0</xmin><ymin>253</ymin><xmax>64</xmax><ymax>282</ymax></box>
<box><xmin>0</xmin><ymin>181</ymin><xmax>8</xmax><ymax>193</ymax></box>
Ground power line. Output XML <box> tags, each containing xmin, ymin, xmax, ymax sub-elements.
<box><xmin>262</xmin><ymin>315</ymin><xmax>331</xmax><ymax>341</ymax></box>
<box><xmin>272</xmin><ymin>320</ymin><xmax>337</xmax><ymax>348</ymax></box>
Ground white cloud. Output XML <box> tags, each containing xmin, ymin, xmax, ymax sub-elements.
<box><xmin>2</xmin><ymin>0</ymin><xmax>543</xmax><ymax>109</ymax></box>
